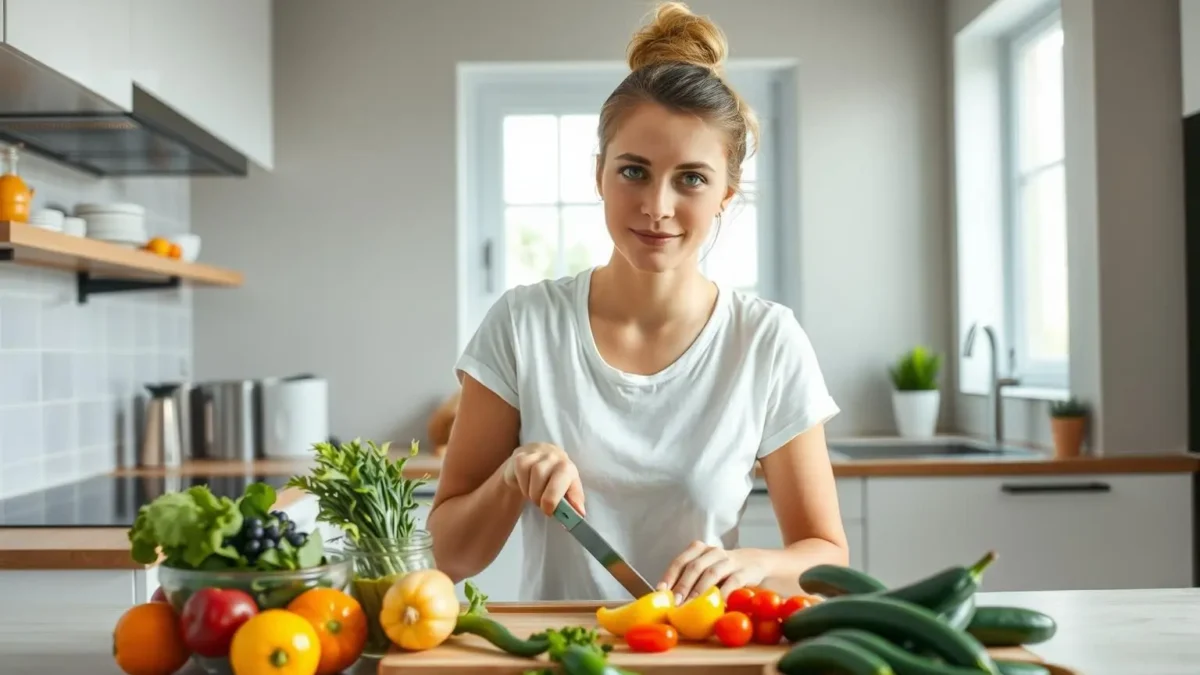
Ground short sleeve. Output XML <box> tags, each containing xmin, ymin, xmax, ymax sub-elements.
<box><xmin>757</xmin><ymin>311</ymin><xmax>840</xmax><ymax>459</ymax></box>
<box><xmin>454</xmin><ymin>292</ymin><xmax>520</xmax><ymax>409</ymax></box>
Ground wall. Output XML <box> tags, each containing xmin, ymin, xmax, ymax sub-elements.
<box><xmin>191</xmin><ymin>0</ymin><xmax>949</xmax><ymax>444</ymax></box>
<box><xmin>0</xmin><ymin>148</ymin><xmax>192</xmax><ymax>499</ymax></box>
<box><xmin>946</xmin><ymin>0</ymin><xmax>1189</xmax><ymax>455</ymax></box>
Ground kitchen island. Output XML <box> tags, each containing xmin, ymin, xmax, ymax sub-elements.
<box><xmin>1</xmin><ymin>587</ymin><xmax>1197</xmax><ymax>674</ymax></box>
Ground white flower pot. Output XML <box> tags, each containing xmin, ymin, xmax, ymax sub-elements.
<box><xmin>892</xmin><ymin>389</ymin><xmax>940</xmax><ymax>438</ymax></box>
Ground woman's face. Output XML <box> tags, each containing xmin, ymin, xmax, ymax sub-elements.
<box><xmin>596</xmin><ymin>102</ymin><xmax>735</xmax><ymax>274</ymax></box>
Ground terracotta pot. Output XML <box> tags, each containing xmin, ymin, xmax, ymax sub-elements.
<box><xmin>1051</xmin><ymin>416</ymin><xmax>1087</xmax><ymax>458</ymax></box>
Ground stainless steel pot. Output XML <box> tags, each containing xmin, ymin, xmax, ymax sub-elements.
<box><xmin>195</xmin><ymin>380</ymin><xmax>258</xmax><ymax>461</ymax></box>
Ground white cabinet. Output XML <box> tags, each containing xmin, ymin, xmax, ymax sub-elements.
<box><xmin>863</xmin><ymin>474</ymin><xmax>1194</xmax><ymax>591</ymax></box>
<box><xmin>130</xmin><ymin>0</ymin><xmax>273</xmax><ymax>169</ymax></box>
<box><xmin>3</xmin><ymin>0</ymin><xmax>134</xmax><ymax>109</ymax></box>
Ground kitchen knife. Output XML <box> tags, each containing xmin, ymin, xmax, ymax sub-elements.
<box><xmin>552</xmin><ymin>498</ymin><xmax>656</xmax><ymax>599</ymax></box>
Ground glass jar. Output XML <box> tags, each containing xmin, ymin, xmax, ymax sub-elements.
<box><xmin>341</xmin><ymin>531</ymin><xmax>437</xmax><ymax>658</ymax></box>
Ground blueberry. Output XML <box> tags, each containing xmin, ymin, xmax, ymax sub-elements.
<box><xmin>272</xmin><ymin>510</ymin><xmax>289</xmax><ymax>522</ymax></box>
<box><xmin>244</xmin><ymin>539</ymin><xmax>262</xmax><ymax>554</ymax></box>
<box><xmin>264</xmin><ymin>525</ymin><xmax>279</xmax><ymax>541</ymax></box>
<box><xmin>283</xmin><ymin>520</ymin><xmax>296</xmax><ymax>533</ymax></box>
<box><xmin>248</xmin><ymin>525</ymin><xmax>264</xmax><ymax>541</ymax></box>
<box><xmin>286</xmin><ymin>532</ymin><xmax>305</xmax><ymax>547</ymax></box>
<box><xmin>243</xmin><ymin>517</ymin><xmax>262</xmax><ymax>531</ymax></box>
<box><xmin>261</xmin><ymin>538</ymin><xmax>276</xmax><ymax>550</ymax></box>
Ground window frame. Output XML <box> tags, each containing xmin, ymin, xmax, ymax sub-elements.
<box><xmin>457</xmin><ymin>63</ymin><xmax>793</xmax><ymax>340</ymax></box>
<box><xmin>1001</xmin><ymin>8</ymin><xmax>1068</xmax><ymax>389</ymax></box>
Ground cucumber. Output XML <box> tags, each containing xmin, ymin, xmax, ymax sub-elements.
<box><xmin>995</xmin><ymin>661</ymin><xmax>1051</xmax><ymax>675</ymax></box>
<box><xmin>967</xmin><ymin>606</ymin><xmax>1058</xmax><ymax>646</ymax></box>
<box><xmin>883</xmin><ymin>551</ymin><xmax>997</xmax><ymax>611</ymax></box>
<box><xmin>937</xmin><ymin>590</ymin><xmax>977</xmax><ymax>630</ymax></box>
<box><xmin>781</xmin><ymin>595</ymin><xmax>1000</xmax><ymax>675</ymax></box>
<box><xmin>798</xmin><ymin>564</ymin><xmax>888</xmax><ymax>597</ymax></box>
<box><xmin>823</xmin><ymin>628</ymin><xmax>989</xmax><ymax>675</ymax></box>
<box><xmin>776</xmin><ymin>634</ymin><xmax>895</xmax><ymax>675</ymax></box>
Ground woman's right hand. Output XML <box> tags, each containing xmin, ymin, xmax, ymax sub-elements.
<box><xmin>502</xmin><ymin>443</ymin><xmax>586</xmax><ymax>517</ymax></box>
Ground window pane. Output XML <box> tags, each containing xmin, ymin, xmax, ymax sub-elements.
<box><xmin>703</xmin><ymin>196</ymin><xmax>758</xmax><ymax>290</ymax></box>
<box><xmin>1017</xmin><ymin>22</ymin><xmax>1064</xmax><ymax>171</ymax></box>
<box><xmin>1018</xmin><ymin>163</ymin><xmax>1068</xmax><ymax>362</ymax></box>
<box><xmin>503</xmin><ymin>115</ymin><xmax>558</xmax><ymax>205</ymax></box>
<box><xmin>561</xmin><ymin>205</ymin><xmax>612</xmax><ymax>274</ymax></box>
<box><xmin>560</xmin><ymin>115</ymin><xmax>601</xmax><ymax>204</ymax></box>
<box><xmin>505</xmin><ymin>206</ymin><xmax>559</xmax><ymax>287</ymax></box>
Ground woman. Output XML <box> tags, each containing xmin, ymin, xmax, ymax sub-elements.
<box><xmin>428</xmin><ymin>1</ymin><xmax>848</xmax><ymax>604</ymax></box>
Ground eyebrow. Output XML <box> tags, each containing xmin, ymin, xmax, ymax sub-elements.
<box><xmin>615</xmin><ymin>152</ymin><xmax>715</xmax><ymax>173</ymax></box>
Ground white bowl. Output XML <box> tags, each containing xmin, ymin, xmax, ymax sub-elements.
<box><xmin>170</xmin><ymin>234</ymin><xmax>201</xmax><ymax>262</ymax></box>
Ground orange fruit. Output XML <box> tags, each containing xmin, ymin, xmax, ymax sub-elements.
<box><xmin>229</xmin><ymin>609</ymin><xmax>321</xmax><ymax>675</ymax></box>
<box><xmin>287</xmin><ymin>588</ymin><xmax>367</xmax><ymax>675</ymax></box>
<box><xmin>168</xmin><ymin>243</ymin><xmax>182</xmax><ymax>259</ymax></box>
<box><xmin>143</xmin><ymin>237</ymin><xmax>171</xmax><ymax>256</ymax></box>
<box><xmin>113</xmin><ymin>602</ymin><xmax>191</xmax><ymax>675</ymax></box>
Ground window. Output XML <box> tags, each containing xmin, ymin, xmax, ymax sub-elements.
<box><xmin>458</xmin><ymin>64</ymin><xmax>793</xmax><ymax>337</ymax></box>
<box><xmin>1004</xmin><ymin>11</ymin><xmax>1068</xmax><ymax>387</ymax></box>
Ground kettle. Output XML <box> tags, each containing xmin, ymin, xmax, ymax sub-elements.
<box><xmin>0</xmin><ymin>145</ymin><xmax>34</xmax><ymax>223</ymax></box>
<box><xmin>140</xmin><ymin>383</ymin><xmax>183</xmax><ymax>468</ymax></box>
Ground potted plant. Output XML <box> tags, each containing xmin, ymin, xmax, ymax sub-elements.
<box><xmin>1049</xmin><ymin>397</ymin><xmax>1089</xmax><ymax>458</ymax></box>
<box><xmin>889</xmin><ymin>346</ymin><xmax>942</xmax><ymax>438</ymax></box>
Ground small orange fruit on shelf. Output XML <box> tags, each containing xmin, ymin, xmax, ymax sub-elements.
<box><xmin>287</xmin><ymin>588</ymin><xmax>368</xmax><ymax>675</ymax></box>
<box><xmin>112</xmin><ymin>602</ymin><xmax>191</xmax><ymax>675</ymax></box>
<box><xmin>142</xmin><ymin>237</ymin><xmax>172</xmax><ymax>256</ymax></box>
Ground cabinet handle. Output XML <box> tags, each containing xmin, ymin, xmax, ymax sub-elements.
<box><xmin>1000</xmin><ymin>482</ymin><xmax>1112</xmax><ymax>494</ymax></box>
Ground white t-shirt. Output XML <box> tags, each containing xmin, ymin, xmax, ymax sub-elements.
<box><xmin>453</xmin><ymin>267</ymin><xmax>839</xmax><ymax>602</ymax></box>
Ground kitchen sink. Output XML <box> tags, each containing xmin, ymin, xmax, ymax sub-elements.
<box><xmin>827</xmin><ymin>440</ymin><xmax>1045</xmax><ymax>462</ymax></box>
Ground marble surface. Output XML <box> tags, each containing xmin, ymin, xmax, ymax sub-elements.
<box><xmin>2</xmin><ymin>587</ymin><xmax>1198</xmax><ymax>674</ymax></box>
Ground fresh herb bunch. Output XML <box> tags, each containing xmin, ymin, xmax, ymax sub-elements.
<box><xmin>462</xmin><ymin>580</ymin><xmax>489</xmax><ymax>616</ymax></box>
<box><xmin>285</xmin><ymin>437</ymin><xmax>430</xmax><ymax>577</ymax></box>
<box><xmin>128</xmin><ymin>482</ymin><xmax>325</xmax><ymax>571</ymax></box>
<box><xmin>520</xmin><ymin>626</ymin><xmax>628</xmax><ymax>675</ymax></box>
<box><xmin>1050</xmin><ymin>397</ymin><xmax>1089</xmax><ymax>418</ymax></box>
<box><xmin>889</xmin><ymin>346</ymin><xmax>942</xmax><ymax>391</ymax></box>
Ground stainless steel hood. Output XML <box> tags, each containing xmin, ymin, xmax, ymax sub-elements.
<box><xmin>0</xmin><ymin>45</ymin><xmax>248</xmax><ymax>177</ymax></box>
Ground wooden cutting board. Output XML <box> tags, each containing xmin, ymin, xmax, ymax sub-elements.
<box><xmin>377</xmin><ymin>602</ymin><xmax>1079</xmax><ymax>674</ymax></box>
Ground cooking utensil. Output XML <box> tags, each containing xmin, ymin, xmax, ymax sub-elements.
<box><xmin>139</xmin><ymin>383</ymin><xmax>182</xmax><ymax>468</ymax></box>
<box><xmin>552</xmin><ymin>498</ymin><xmax>655</xmax><ymax>598</ymax></box>
<box><xmin>195</xmin><ymin>380</ymin><xmax>257</xmax><ymax>461</ymax></box>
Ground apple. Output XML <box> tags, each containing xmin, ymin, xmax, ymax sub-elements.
<box><xmin>150</xmin><ymin>586</ymin><xmax>167</xmax><ymax>603</ymax></box>
<box><xmin>180</xmin><ymin>587</ymin><xmax>259</xmax><ymax>657</ymax></box>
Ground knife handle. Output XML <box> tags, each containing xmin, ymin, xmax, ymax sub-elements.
<box><xmin>552</xmin><ymin>498</ymin><xmax>584</xmax><ymax>530</ymax></box>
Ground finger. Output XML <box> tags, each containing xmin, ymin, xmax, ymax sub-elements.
<box><xmin>513</xmin><ymin>454</ymin><xmax>537</xmax><ymax>497</ymax></box>
<box><xmin>539</xmin><ymin>463</ymin><xmax>576</xmax><ymax>516</ymax></box>
<box><xmin>690</xmin><ymin>558</ymin><xmax>738</xmax><ymax>601</ymax></box>
<box><xmin>658</xmin><ymin>541</ymin><xmax>708</xmax><ymax>597</ymax></box>
<box><xmin>527</xmin><ymin>458</ymin><xmax>556</xmax><ymax>507</ymax></box>
<box><xmin>718</xmin><ymin>571</ymin><xmax>754</xmax><ymax>599</ymax></box>
<box><xmin>563</xmin><ymin>476</ymin><xmax>586</xmax><ymax>517</ymax></box>
<box><xmin>672</xmin><ymin>548</ymin><xmax>727</xmax><ymax>602</ymax></box>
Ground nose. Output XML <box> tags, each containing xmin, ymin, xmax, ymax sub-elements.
<box><xmin>640</xmin><ymin>181</ymin><xmax>675</xmax><ymax>223</ymax></box>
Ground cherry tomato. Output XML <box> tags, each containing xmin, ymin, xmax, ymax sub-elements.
<box><xmin>625</xmin><ymin>623</ymin><xmax>678</xmax><ymax>653</ymax></box>
<box><xmin>778</xmin><ymin>594</ymin><xmax>820</xmax><ymax>620</ymax></box>
<box><xmin>725</xmin><ymin>588</ymin><xmax>757</xmax><ymax>615</ymax></box>
<box><xmin>750</xmin><ymin>589</ymin><xmax>782</xmax><ymax>621</ymax></box>
<box><xmin>713</xmin><ymin>611</ymin><xmax>753</xmax><ymax>648</ymax></box>
<box><xmin>753</xmin><ymin>618</ymin><xmax>782</xmax><ymax>645</ymax></box>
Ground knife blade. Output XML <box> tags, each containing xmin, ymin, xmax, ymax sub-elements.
<box><xmin>552</xmin><ymin>498</ymin><xmax>656</xmax><ymax>599</ymax></box>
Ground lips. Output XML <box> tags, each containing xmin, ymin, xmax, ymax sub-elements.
<box><xmin>631</xmin><ymin>229</ymin><xmax>680</xmax><ymax>247</ymax></box>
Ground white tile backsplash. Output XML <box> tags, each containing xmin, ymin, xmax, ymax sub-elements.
<box><xmin>0</xmin><ymin>147</ymin><xmax>192</xmax><ymax>499</ymax></box>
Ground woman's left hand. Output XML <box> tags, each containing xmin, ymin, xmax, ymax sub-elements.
<box><xmin>658</xmin><ymin>540</ymin><xmax>766</xmax><ymax>604</ymax></box>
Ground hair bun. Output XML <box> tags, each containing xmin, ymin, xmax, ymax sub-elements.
<box><xmin>627</xmin><ymin>2</ymin><xmax>728</xmax><ymax>74</ymax></box>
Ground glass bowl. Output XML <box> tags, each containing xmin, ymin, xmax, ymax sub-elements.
<box><xmin>156</xmin><ymin>552</ymin><xmax>355</xmax><ymax>675</ymax></box>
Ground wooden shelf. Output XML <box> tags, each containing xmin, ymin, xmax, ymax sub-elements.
<box><xmin>0</xmin><ymin>221</ymin><xmax>242</xmax><ymax>302</ymax></box>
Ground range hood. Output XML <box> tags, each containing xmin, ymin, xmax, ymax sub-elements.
<box><xmin>0</xmin><ymin>45</ymin><xmax>248</xmax><ymax>177</ymax></box>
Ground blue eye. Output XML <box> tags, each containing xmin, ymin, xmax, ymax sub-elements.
<box><xmin>680</xmin><ymin>173</ymin><xmax>706</xmax><ymax>188</ymax></box>
<box><xmin>619</xmin><ymin>165</ymin><xmax>645</xmax><ymax>180</ymax></box>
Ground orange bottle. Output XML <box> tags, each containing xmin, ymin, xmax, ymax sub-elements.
<box><xmin>0</xmin><ymin>145</ymin><xmax>34</xmax><ymax>223</ymax></box>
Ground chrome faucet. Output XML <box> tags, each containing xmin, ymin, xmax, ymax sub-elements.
<box><xmin>963</xmin><ymin>322</ymin><xmax>1020</xmax><ymax>448</ymax></box>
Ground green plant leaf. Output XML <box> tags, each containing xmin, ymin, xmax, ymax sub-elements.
<box><xmin>239</xmin><ymin>482</ymin><xmax>276</xmax><ymax>519</ymax></box>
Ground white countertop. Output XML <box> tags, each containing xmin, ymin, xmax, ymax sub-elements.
<box><xmin>2</xmin><ymin>587</ymin><xmax>1197</xmax><ymax>674</ymax></box>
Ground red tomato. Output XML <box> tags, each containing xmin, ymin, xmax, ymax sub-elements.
<box><xmin>713</xmin><ymin>611</ymin><xmax>753</xmax><ymax>647</ymax></box>
<box><xmin>750</xmin><ymin>589</ymin><xmax>782</xmax><ymax>621</ymax></box>
<box><xmin>725</xmin><ymin>588</ymin><xmax>757</xmax><ymax>615</ymax></box>
<box><xmin>778</xmin><ymin>594</ymin><xmax>820</xmax><ymax>619</ymax></box>
<box><xmin>180</xmin><ymin>587</ymin><xmax>259</xmax><ymax>657</ymax></box>
<box><xmin>625</xmin><ymin>623</ymin><xmax>678</xmax><ymax>653</ymax></box>
<box><xmin>753</xmin><ymin>618</ymin><xmax>782</xmax><ymax>645</ymax></box>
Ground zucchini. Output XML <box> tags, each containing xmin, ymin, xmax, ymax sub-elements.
<box><xmin>798</xmin><ymin>564</ymin><xmax>888</xmax><ymax>597</ymax></box>
<box><xmin>823</xmin><ymin>628</ymin><xmax>990</xmax><ymax>675</ymax></box>
<box><xmin>883</xmin><ymin>551</ymin><xmax>996</xmax><ymax>611</ymax></box>
<box><xmin>776</xmin><ymin>634</ymin><xmax>895</xmax><ymax>675</ymax></box>
<box><xmin>781</xmin><ymin>595</ymin><xmax>1000</xmax><ymax>675</ymax></box>
<box><xmin>967</xmin><ymin>606</ymin><xmax>1058</xmax><ymax>646</ymax></box>
<box><xmin>995</xmin><ymin>661</ymin><xmax>1051</xmax><ymax>675</ymax></box>
<box><xmin>937</xmin><ymin>590</ymin><xmax>977</xmax><ymax>630</ymax></box>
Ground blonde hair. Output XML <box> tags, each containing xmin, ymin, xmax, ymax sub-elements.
<box><xmin>598</xmin><ymin>2</ymin><xmax>759</xmax><ymax>191</ymax></box>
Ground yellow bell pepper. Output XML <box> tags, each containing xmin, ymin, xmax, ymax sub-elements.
<box><xmin>595</xmin><ymin>589</ymin><xmax>675</xmax><ymax>636</ymax></box>
<box><xmin>666</xmin><ymin>586</ymin><xmax>725</xmax><ymax>641</ymax></box>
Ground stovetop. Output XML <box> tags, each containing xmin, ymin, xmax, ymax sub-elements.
<box><xmin>0</xmin><ymin>473</ymin><xmax>293</xmax><ymax>528</ymax></box>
